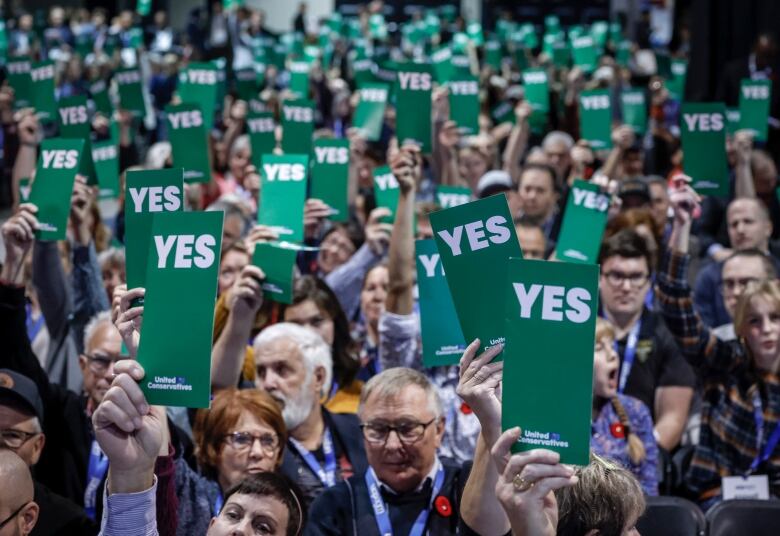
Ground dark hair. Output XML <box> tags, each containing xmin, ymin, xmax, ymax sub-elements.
<box><xmin>321</xmin><ymin>221</ymin><xmax>365</xmax><ymax>251</ymax></box>
<box><xmin>724</xmin><ymin>248</ymin><xmax>778</xmax><ymax>279</ymax></box>
<box><xmin>289</xmin><ymin>276</ymin><xmax>359</xmax><ymax>388</ymax></box>
<box><xmin>223</xmin><ymin>473</ymin><xmax>306</xmax><ymax>536</ymax></box>
<box><xmin>519</xmin><ymin>163</ymin><xmax>558</xmax><ymax>191</ymax></box>
<box><xmin>598</xmin><ymin>229</ymin><xmax>652</xmax><ymax>274</ymax></box>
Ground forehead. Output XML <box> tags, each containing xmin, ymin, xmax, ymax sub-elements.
<box><xmin>221</xmin><ymin>249</ymin><xmax>249</xmax><ymax>267</ymax></box>
<box><xmin>723</xmin><ymin>256</ymin><xmax>769</xmax><ymax>278</ymax></box>
<box><xmin>516</xmin><ymin>226</ymin><xmax>545</xmax><ymax>244</ymax></box>
<box><xmin>648</xmin><ymin>182</ymin><xmax>667</xmax><ymax>199</ymax></box>
<box><xmin>86</xmin><ymin>322</ymin><xmax>122</xmax><ymax>354</ymax></box>
<box><xmin>747</xmin><ymin>294</ymin><xmax>779</xmax><ymax>315</ymax></box>
<box><xmin>362</xmin><ymin>384</ymin><xmax>433</xmax><ymax>419</ymax></box>
<box><xmin>255</xmin><ymin>338</ymin><xmax>303</xmax><ymax>366</ymax></box>
<box><xmin>728</xmin><ymin>201</ymin><xmax>762</xmax><ymax>221</ymax></box>
<box><xmin>285</xmin><ymin>299</ymin><xmax>322</xmax><ymax>319</ymax></box>
<box><xmin>602</xmin><ymin>255</ymin><xmax>648</xmax><ymax>273</ymax></box>
<box><xmin>364</xmin><ymin>266</ymin><xmax>389</xmax><ymax>286</ymax></box>
<box><xmin>323</xmin><ymin>228</ymin><xmax>352</xmax><ymax>245</ymax></box>
<box><xmin>520</xmin><ymin>169</ymin><xmax>553</xmax><ymax>189</ymax></box>
<box><xmin>544</xmin><ymin>141</ymin><xmax>568</xmax><ymax>154</ymax></box>
<box><xmin>226</xmin><ymin>493</ymin><xmax>289</xmax><ymax>527</ymax></box>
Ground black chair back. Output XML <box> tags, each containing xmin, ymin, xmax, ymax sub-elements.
<box><xmin>636</xmin><ymin>496</ymin><xmax>705</xmax><ymax>536</ymax></box>
<box><xmin>706</xmin><ymin>499</ymin><xmax>780</xmax><ymax>536</ymax></box>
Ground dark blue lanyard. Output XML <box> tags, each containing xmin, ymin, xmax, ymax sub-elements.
<box><xmin>748</xmin><ymin>391</ymin><xmax>780</xmax><ymax>475</ymax></box>
<box><xmin>25</xmin><ymin>303</ymin><xmax>45</xmax><ymax>343</ymax></box>
<box><xmin>84</xmin><ymin>440</ymin><xmax>109</xmax><ymax>520</ymax></box>
<box><xmin>616</xmin><ymin>320</ymin><xmax>642</xmax><ymax>394</ymax></box>
<box><xmin>289</xmin><ymin>427</ymin><xmax>338</xmax><ymax>487</ymax></box>
<box><xmin>365</xmin><ymin>465</ymin><xmax>445</xmax><ymax>536</ymax></box>
<box><xmin>213</xmin><ymin>490</ymin><xmax>224</xmax><ymax>516</ymax></box>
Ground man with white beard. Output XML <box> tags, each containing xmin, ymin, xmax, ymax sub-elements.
<box><xmin>252</xmin><ymin>323</ymin><xmax>368</xmax><ymax>504</ymax></box>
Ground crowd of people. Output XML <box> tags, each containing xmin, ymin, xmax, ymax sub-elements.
<box><xmin>0</xmin><ymin>1</ymin><xmax>779</xmax><ymax>535</ymax></box>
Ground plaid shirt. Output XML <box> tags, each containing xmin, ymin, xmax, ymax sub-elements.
<box><xmin>656</xmin><ymin>252</ymin><xmax>780</xmax><ymax>501</ymax></box>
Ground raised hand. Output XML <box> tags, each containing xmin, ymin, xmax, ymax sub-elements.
<box><xmin>304</xmin><ymin>198</ymin><xmax>333</xmax><ymax>240</ymax></box>
<box><xmin>364</xmin><ymin>207</ymin><xmax>393</xmax><ymax>255</ymax></box>
<box><xmin>456</xmin><ymin>339</ymin><xmax>504</xmax><ymax>440</ymax></box>
<box><xmin>0</xmin><ymin>204</ymin><xmax>39</xmax><ymax>284</ymax></box>
<box><xmin>70</xmin><ymin>175</ymin><xmax>95</xmax><ymax>246</ymax></box>
<box><xmin>389</xmin><ymin>144</ymin><xmax>421</xmax><ymax>196</ymax></box>
<box><xmin>115</xmin><ymin>288</ymin><xmax>145</xmax><ymax>357</ymax></box>
<box><xmin>227</xmin><ymin>265</ymin><xmax>266</xmax><ymax>315</ymax></box>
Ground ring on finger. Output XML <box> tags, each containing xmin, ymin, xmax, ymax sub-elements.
<box><xmin>512</xmin><ymin>474</ymin><xmax>534</xmax><ymax>492</ymax></box>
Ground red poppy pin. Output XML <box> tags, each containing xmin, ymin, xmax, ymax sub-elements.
<box><xmin>610</xmin><ymin>423</ymin><xmax>625</xmax><ymax>439</ymax></box>
<box><xmin>434</xmin><ymin>496</ymin><xmax>452</xmax><ymax>517</ymax></box>
<box><xmin>460</xmin><ymin>402</ymin><xmax>472</xmax><ymax>415</ymax></box>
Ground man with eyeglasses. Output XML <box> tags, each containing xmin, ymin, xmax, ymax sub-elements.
<box><xmin>0</xmin><ymin>369</ymin><xmax>95</xmax><ymax>535</ymax></box>
<box><xmin>307</xmin><ymin>368</ymin><xmax>468</xmax><ymax>535</ymax></box>
<box><xmin>0</xmin><ymin>450</ymin><xmax>39</xmax><ymax>536</ymax></box>
<box><xmin>599</xmin><ymin>229</ymin><xmax>695</xmax><ymax>452</ymax></box>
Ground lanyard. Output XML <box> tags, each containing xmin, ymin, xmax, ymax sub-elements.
<box><xmin>25</xmin><ymin>303</ymin><xmax>45</xmax><ymax>343</ymax></box>
<box><xmin>616</xmin><ymin>320</ymin><xmax>642</xmax><ymax>394</ymax></box>
<box><xmin>213</xmin><ymin>490</ymin><xmax>224</xmax><ymax>516</ymax></box>
<box><xmin>748</xmin><ymin>391</ymin><xmax>780</xmax><ymax>475</ymax></box>
<box><xmin>84</xmin><ymin>440</ymin><xmax>109</xmax><ymax>520</ymax></box>
<box><xmin>289</xmin><ymin>427</ymin><xmax>338</xmax><ymax>488</ymax></box>
<box><xmin>365</xmin><ymin>465</ymin><xmax>445</xmax><ymax>536</ymax></box>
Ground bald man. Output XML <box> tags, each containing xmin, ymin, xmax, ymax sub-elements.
<box><xmin>694</xmin><ymin>198</ymin><xmax>780</xmax><ymax>327</ymax></box>
<box><xmin>0</xmin><ymin>450</ymin><xmax>38</xmax><ymax>536</ymax></box>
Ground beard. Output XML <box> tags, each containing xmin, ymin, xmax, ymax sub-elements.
<box><xmin>274</xmin><ymin>374</ymin><xmax>317</xmax><ymax>431</ymax></box>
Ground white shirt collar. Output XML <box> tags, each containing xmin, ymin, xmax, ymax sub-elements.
<box><xmin>376</xmin><ymin>457</ymin><xmax>442</xmax><ymax>495</ymax></box>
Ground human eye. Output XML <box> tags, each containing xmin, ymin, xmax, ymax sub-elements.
<box><xmin>253</xmin><ymin>518</ymin><xmax>276</xmax><ymax>535</ymax></box>
<box><xmin>223</xmin><ymin>507</ymin><xmax>243</xmax><ymax>522</ymax></box>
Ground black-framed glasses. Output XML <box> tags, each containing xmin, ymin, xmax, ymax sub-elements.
<box><xmin>602</xmin><ymin>271</ymin><xmax>650</xmax><ymax>288</ymax></box>
<box><xmin>224</xmin><ymin>431</ymin><xmax>280</xmax><ymax>454</ymax></box>
<box><xmin>360</xmin><ymin>418</ymin><xmax>438</xmax><ymax>445</ymax></box>
<box><xmin>0</xmin><ymin>501</ymin><xmax>30</xmax><ymax>530</ymax></box>
<box><xmin>84</xmin><ymin>353</ymin><xmax>123</xmax><ymax>375</ymax></box>
<box><xmin>0</xmin><ymin>428</ymin><xmax>39</xmax><ymax>450</ymax></box>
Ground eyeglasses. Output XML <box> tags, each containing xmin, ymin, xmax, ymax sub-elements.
<box><xmin>224</xmin><ymin>431</ymin><xmax>280</xmax><ymax>454</ymax></box>
<box><xmin>721</xmin><ymin>277</ymin><xmax>761</xmax><ymax>294</ymax></box>
<box><xmin>0</xmin><ymin>429</ymin><xmax>38</xmax><ymax>450</ymax></box>
<box><xmin>0</xmin><ymin>501</ymin><xmax>30</xmax><ymax>530</ymax></box>
<box><xmin>360</xmin><ymin>418</ymin><xmax>438</xmax><ymax>445</ymax></box>
<box><xmin>84</xmin><ymin>353</ymin><xmax>123</xmax><ymax>375</ymax></box>
<box><xmin>602</xmin><ymin>271</ymin><xmax>650</xmax><ymax>288</ymax></box>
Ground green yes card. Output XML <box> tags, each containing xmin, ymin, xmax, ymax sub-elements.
<box><xmin>259</xmin><ymin>154</ymin><xmax>309</xmax><ymax>242</ymax></box>
<box><xmin>522</xmin><ymin>68</ymin><xmax>550</xmax><ymax>132</ymax></box>
<box><xmin>502</xmin><ymin>258</ymin><xmax>598</xmax><ymax>464</ymax></box>
<box><xmin>57</xmin><ymin>94</ymin><xmax>96</xmax><ymax>185</ymax></box>
<box><xmin>311</xmin><ymin>138</ymin><xmax>350</xmax><ymax>222</ymax></box>
<box><xmin>430</xmin><ymin>194</ymin><xmax>522</xmax><ymax>356</ymax></box>
<box><xmin>28</xmin><ymin>138</ymin><xmax>84</xmax><ymax>241</ymax></box>
<box><xmin>166</xmin><ymin>103</ymin><xmax>211</xmax><ymax>183</ymax></box>
<box><xmin>373</xmin><ymin>165</ymin><xmax>399</xmax><ymax>223</ymax></box>
<box><xmin>92</xmin><ymin>140</ymin><xmax>120</xmax><ymax>200</ymax></box>
<box><xmin>251</xmin><ymin>241</ymin><xmax>301</xmax><ymax>304</ymax></box>
<box><xmin>555</xmin><ymin>180</ymin><xmax>610</xmax><ymax>264</ymax></box>
<box><xmin>416</xmin><ymin>239</ymin><xmax>467</xmax><ymax>367</ymax></box>
<box><xmin>30</xmin><ymin>61</ymin><xmax>56</xmax><ymax>123</ymax></box>
<box><xmin>680</xmin><ymin>102</ymin><xmax>728</xmax><ymax>196</ymax></box>
<box><xmin>354</xmin><ymin>83</ymin><xmax>389</xmax><ymax>141</ymax></box>
<box><xmin>448</xmin><ymin>75</ymin><xmax>480</xmax><ymax>136</ymax></box>
<box><xmin>137</xmin><ymin>210</ymin><xmax>223</xmax><ymax>408</ymax></box>
<box><xmin>738</xmin><ymin>79</ymin><xmax>771</xmax><ymax>142</ymax></box>
<box><xmin>571</xmin><ymin>35</ymin><xmax>597</xmax><ymax>73</ymax></box>
<box><xmin>115</xmin><ymin>67</ymin><xmax>146</xmax><ymax>118</ymax></box>
<box><xmin>578</xmin><ymin>89</ymin><xmax>612</xmax><ymax>150</ymax></box>
<box><xmin>395</xmin><ymin>64</ymin><xmax>433</xmax><ymax>152</ymax></box>
<box><xmin>281</xmin><ymin>99</ymin><xmax>314</xmax><ymax>155</ymax></box>
<box><xmin>5</xmin><ymin>57</ymin><xmax>32</xmax><ymax>109</ymax></box>
<box><xmin>247</xmin><ymin>112</ymin><xmax>277</xmax><ymax>167</ymax></box>
<box><xmin>178</xmin><ymin>62</ymin><xmax>219</xmax><ymax>130</ymax></box>
<box><xmin>436</xmin><ymin>185</ymin><xmax>471</xmax><ymax>209</ymax></box>
<box><xmin>124</xmin><ymin>168</ymin><xmax>184</xmax><ymax>290</ymax></box>
<box><xmin>621</xmin><ymin>89</ymin><xmax>647</xmax><ymax>135</ymax></box>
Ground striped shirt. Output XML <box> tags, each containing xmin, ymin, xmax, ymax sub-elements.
<box><xmin>656</xmin><ymin>252</ymin><xmax>780</xmax><ymax>501</ymax></box>
<box><xmin>99</xmin><ymin>478</ymin><xmax>158</xmax><ymax>536</ymax></box>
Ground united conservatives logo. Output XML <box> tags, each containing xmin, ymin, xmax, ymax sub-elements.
<box><xmin>518</xmin><ymin>429</ymin><xmax>570</xmax><ymax>448</ymax></box>
<box><xmin>147</xmin><ymin>375</ymin><xmax>193</xmax><ymax>392</ymax></box>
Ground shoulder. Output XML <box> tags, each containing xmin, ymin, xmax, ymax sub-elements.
<box><xmin>308</xmin><ymin>480</ymin><xmax>354</xmax><ymax>519</ymax></box>
<box><xmin>328</xmin><ymin>410</ymin><xmax>361</xmax><ymax>432</ymax></box>
<box><xmin>617</xmin><ymin>393</ymin><xmax>652</xmax><ymax>419</ymax></box>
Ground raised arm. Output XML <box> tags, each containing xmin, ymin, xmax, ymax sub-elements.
<box><xmin>11</xmin><ymin>110</ymin><xmax>40</xmax><ymax>211</ymax></box>
<box><xmin>733</xmin><ymin>130</ymin><xmax>756</xmax><ymax>199</ymax></box>
<box><xmin>502</xmin><ymin>101</ymin><xmax>532</xmax><ymax>182</ymax></box>
<box><xmin>601</xmin><ymin>125</ymin><xmax>635</xmax><ymax>182</ymax></box>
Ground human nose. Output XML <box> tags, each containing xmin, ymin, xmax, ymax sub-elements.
<box><xmin>249</xmin><ymin>437</ymin><xmax>267</xmax><ymax>458</ymax></box>
<box><xmin>384</xmin><ymin>429</ymin><xmax>404</xmax><ymax>450</ymax></box>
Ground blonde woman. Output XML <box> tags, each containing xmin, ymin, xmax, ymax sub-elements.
<box><xmin>658</xmin><ymin>178</ymin><xmax>780</xmax><ymax>509</ymax></box>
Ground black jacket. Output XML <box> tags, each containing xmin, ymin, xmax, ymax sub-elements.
<box><xmin>304</xmin><ymin>460</ymin><xmax>470</xmax><ymax>536</ymax></box>
<box><xmin>31</xmin><ymin>481</ymin><xmax>97</xmax><ymax>536</ymax></box>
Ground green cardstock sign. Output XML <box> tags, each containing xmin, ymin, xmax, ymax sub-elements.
<box><xmin>571</xmin><ymin>35</ymin><xmax>597</xmax><ymax>73</ymax></box>
<box><xmin>680</xmin><ymin>102</ymin><xmax>728</xmax><ymax>196</ymax></box>
<box><xmin>178</xmin><ymin>62</ymin><xmax>219</xmax><ymax>130</ymax></box>
<box><xmin>621</xmin><ymin>89</ymin><xmax>647</xmax><ymax>135</ymax></box>
<box><xmin>430</xmin><ymin>194</ymin><xmax>522</xmax><ymax>356</ymax></box>
<box><xmin>18</xmin><ymin>177</ymin><xmax>31</xmax><ymax>203</ymax></box>
<box><xmin>281</xmin><ymin>99</ymin><xmax>315</xmax><ymax>155</ymax></box>
<box><xmin>288</xmin><ymin>60</ymin><xmax>311</xmax><ymax>97</ymax></box>
<box><xmin>416</xmin><ymin>239</ymin><xmax>467</xmax><ymax>367</ymax></box>
<box><xmin>555</xmin><ymin>180</ymin><xmax>610</xmax><ymax>264</ymax></box>
<box><xmin>5</xmin><ymin>57</ymin><xmax>32</xmax><ymax>109</ymax></box>
<box><xmin>259</xmin><ymin>154</ymin><xmax>309</xmax><ymax>242</ymax></box>
<box><xmin>502</xmin><ymin>258</ymin><xmax>598</xmax><ymax>465</ymax></box>
<box><xmin>666</xmin><ymin>60</ymin><xmax>687</xmax><ymax>101</ymax></box>
<box><xmin>373</xmin><ymin>165</ymin><xmax>399</xmax><ymax>223</ymax></box>
<box><xmin>247</xmin><ymin>112</ymin><xmax>277</xmax><ymax>167</ymax></box>
<box><xmin>448</xmin><ymin>75</ymin><xmax>480</xmax><ymax>136</ymax></box>
<box><xmin>89</xmin><ymin>78</ymin><xmax>113</xmax><ymax>116</ymax></box>
<box><xmin>115</xmin><ymin>68</ymin><xmax>146</xmax><ymax>118</ymax></box>
<box><xmin>236</xmin><ymin>68</ymin><xmax>259</xmax><ymax>101</ymax></box>
<box><xmin>436</xmin><ymin>185</ymin><xmax>472</xmax><ymax>209</ymax></box>
<box><xmin>28</xmin><ymin>138</ymin><xmax>84</xmax><ymax>241</ymax></box>
<box><xmin>124</xmin><ymin>168</ymin><xmax>184</xmax><ymax>290</ymax></box>
<box><xmin>726</xmin><ymin>108</ymin><xmax>741</xmax><ymax>135</ymax></box>
<box><xmin>137</xmin><ymin>210</ymin><xmax>223</xmax><ymax>408</ymax></box>
<box><xmin>30</xmin><ymin>61</ymin><xmax>56</xmax><ymax>123</ymax></box>
<box><xmin>57</xmin><ymin>94</ymin><xmax>96</xmax><ymax>185</ymax></box>
<box><xmin>251</xmin><ymin>241</ymin><xmax>301</xmax><ymax>304</ymax></box>
<box><xmin>522</xmin><ymin>68</ymin><xmax>550</xmax><ymax>133</ymax></box>
<box><xmin>395</xmin><ymin>64</ymin><xmax>433</xmax><ymax>152</ymax></box>
<box><xmin>166</xmin><ymin>103</ymin><xmax>211</xmax><ymax>183</ymax></box>
<box><xmin>578</xmin><ymin>89</ymin><xmax>613</xmax><ymax>150</ymax></box>
<box><xmin>354</xmin><ymin>83</ymin><xmax>389</xmax><ymax>141</ymax></box>
<box><xmin>738</xmin><ymin>79</ymin><xmax>771</xmax><ymax>142</ymax></box>
<box><xmin>311</xmin><ymin>138</ymin><xmax>350</xmax><ymax>223</ymax></box>
<box><xmin>92</xmin><ymin>140</ymin><xmax>120</xmax><ymax>200</ymax></box>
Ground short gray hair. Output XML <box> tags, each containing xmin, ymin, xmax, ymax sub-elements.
<box><xmin>358</xmin><ymin>368</ymin><xmax>443</xmax><ymax>419</ymax></box>
<box><xmin>230</xmin><ymin>134</ymin><xmax>251</xmax><ymax>159</ymax></box>
<box><xmin>83</xmin><ymin>311</ymin><xmax>114</xmax><ymax>352</ymax></box>
<box><xmin>542</xmin><ymin>130</ymin><xmax>574</xmax><ymax>151</ymax></box>
<box><xmin>253</xmin><ymin>323</ymin><xmax>333</xmax><ymax>397</ymax></box>
<box><xmin>98</xmin><ymin>247</ymin><xmax>125</xmax><ymax>271</ymax></box>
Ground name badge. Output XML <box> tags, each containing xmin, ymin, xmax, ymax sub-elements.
<box><xmin>722</xmin><ymin>475</ymin><xmax>770</xmax><ymax>500</ymax></box>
